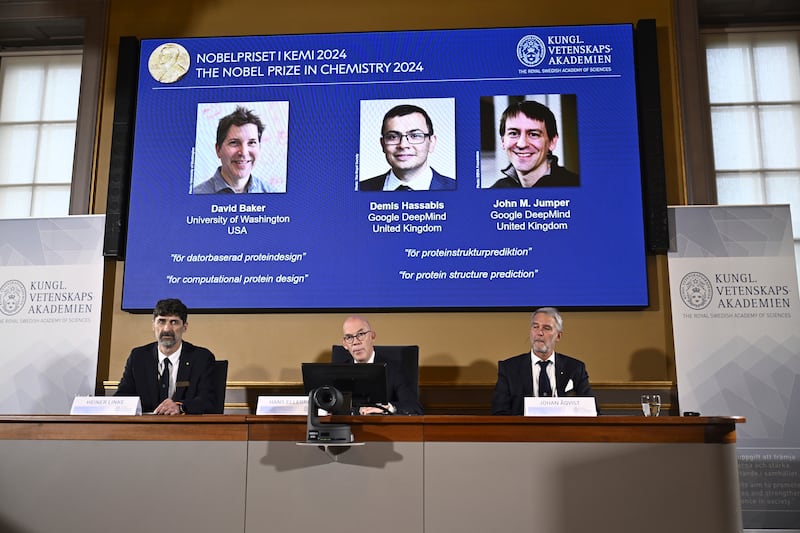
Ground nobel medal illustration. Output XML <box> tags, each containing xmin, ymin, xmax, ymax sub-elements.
<box><xmin>148</xmin><ymin>43</ymin><xmax>190</xmax><ymax>83</ymax></box>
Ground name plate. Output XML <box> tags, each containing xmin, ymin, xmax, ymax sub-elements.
<box><xmin>524</xmin><ymin>397</ymin><xmax>597</xmax><ymax>417</ymax></box>
<box><xmin>70</xmin><ymin>396</ymin><xmax>142</xmax><ymax>416</ymax></box>
<box><xmin>256</xmin><ymin>396</ymin><xmax>309</xmax><ymax>415</ymax></box>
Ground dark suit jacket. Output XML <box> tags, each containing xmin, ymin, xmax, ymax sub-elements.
<box><xmin>491</xmin><ymin>352</ymin><xmax>594</xmax><ymax>415</ymax></box>
<box><xmin>115</xmin><ymin>341</ymin><xmax>217</xmax><ymax>414</ymax></box>
<box><xmin>340</xmin><ymin>351</ymin><xmax>424</xmax><ymax>415</ymax></box>
<box><xmin>360</xmin><ymin>168</ymin><xmax>456</xmax><ymax>191</ymax></box>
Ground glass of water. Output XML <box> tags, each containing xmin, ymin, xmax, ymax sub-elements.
<box><xmin>641</xmin><ymin>394</ymin><xmax>661</xmax><ymax>417</ymax></box>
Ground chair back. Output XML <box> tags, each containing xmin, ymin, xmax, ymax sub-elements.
<box><xmin>331</xmin><ymin>345</ymin><xmax>419</xmax><ymax>394</ymax></box>
<box><xmin>210</xmin><ymin>359</ymin><xmax>228</xmax><ymax>414</ymax></box>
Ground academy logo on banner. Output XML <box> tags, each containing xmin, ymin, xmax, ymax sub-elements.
<box><xmin>0</xmin><ymin>279</ymin><xmax>26</xmax><ymax>316</ymax></box>
<box><xmin>0</xmin><ymin>216</ymin><xmax>105</xmax><ymax>414</ymax></box>
<box><xmin>668</xmin><ymin>205</ymin><xmax>800</xmax><ymax>530</ymax></box>
<box><xmin>676</xmin><ymin>269</ymin><xmax>791</xmax><ymax>317</ymax></box>
<box><xmin>0</xmin><ymin>278</ymin><xmax>95</xmax><ymax>321</ymax></box>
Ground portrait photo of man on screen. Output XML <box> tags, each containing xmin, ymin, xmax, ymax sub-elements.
<box><xmin>480</xmin><ymin>95</ymin><xmax>580</xmax><ymax>188</ymax></box>
<box><xmin>192</xmin><ymin>101</ymin><xmax>288</xmax><ymax>194</ymax></box>
<box><xmin>358</xmin><ymin>98</ymin><xmax>456</xmax><ymax>191</ymax></box>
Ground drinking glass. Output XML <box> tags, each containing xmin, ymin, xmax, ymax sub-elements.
<box><xmin>641</xmin><ymin>394</ymin><xmax>661</xmax><ymax>417</ymax></box>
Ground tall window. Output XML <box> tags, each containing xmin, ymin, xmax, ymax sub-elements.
<box><xmin>705</xmin><ymin>30</ymin><xmax>800</xmax><ymax>278</ymax></box>
<box><xmin>0</xmin><ymin>52</ymin><xmax>83</xmax><ymax>218</ymax></box>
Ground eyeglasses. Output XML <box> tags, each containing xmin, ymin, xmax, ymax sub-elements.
<box><xmin>382</xmin><ymin>131</ymin><xmax>431</xmax><ymax>145</ymax></box>
<box><xmin>343</xmin><ymin>330</ymin><xmax>371</xmax><ymax>344</ymax></box>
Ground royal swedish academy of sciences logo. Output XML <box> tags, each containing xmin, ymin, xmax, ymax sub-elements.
<box><xmin>679</xmin><ymin>272</ymin><xmax>713</xmax><ymax>310</ymax></box>
<box><xmin>0</xmin><ymin>279</ymin><xmax>26</xmax><ymax>316</ymax></box>
<box><xmin>516</xmin><ymin>35</ymin><xmax>546</xmax><ymax>67</ymax></box>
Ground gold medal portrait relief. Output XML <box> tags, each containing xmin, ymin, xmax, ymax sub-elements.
<box><xmin>148</xmin><ymin>43</ymin><xmax>190</xmax><ymax>83</ymax></box>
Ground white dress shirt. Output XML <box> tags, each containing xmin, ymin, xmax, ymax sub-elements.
<box><xmin>382</xmin><ymin>168</ymin><xmax>433</xmax><ymax>191</ymax></box>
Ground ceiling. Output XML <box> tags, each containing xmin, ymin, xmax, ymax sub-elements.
<box><xmin>0</xmin><ymin>16</ymin><xmax>84</xmax><ymax>51</ymax></box>
<box><xmin>698</xmin><ymin>0</ymin><xmax>800</xmax><ymax>25</ymax></box>
<box><xmin>0</xmin><ymin>1</ymin><xmax>798</xmax><ymax>51</ymax></box>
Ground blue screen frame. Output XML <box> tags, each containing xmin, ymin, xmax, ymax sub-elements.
<box><xmin>122</xmin><ymin>24</ymin><xmax>649</xmax><ymax>311</ymax></box>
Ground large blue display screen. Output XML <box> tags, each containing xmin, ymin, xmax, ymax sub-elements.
<box><xmin>122</xmin><ymin>24</ymin><xmax>648</xmax><ymax>311</ymax></box>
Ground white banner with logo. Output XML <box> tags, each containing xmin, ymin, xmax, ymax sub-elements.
<box><xmin>668</xmin><ymin>205</ymin><xmax>800</xmax><ymax>531</ymax></box>
<box><xmin>0</xmin><ymin>216</ymin><xmax>105</xmax><ymax>414</ymax></box>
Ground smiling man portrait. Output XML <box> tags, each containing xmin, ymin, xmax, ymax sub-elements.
<box><xmin>193</xmin><ymin>106</ymin><xmax>279</xmax><ymax>194</ymax></box>
<box><xmin>490</xmin><ymin>99</ymin><xmax>580</xmax><ymax>188</ymax></box>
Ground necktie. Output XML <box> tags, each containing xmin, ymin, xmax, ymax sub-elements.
<box><xmin>537</xmin><ymin>360</ymin><xmax>552</xmax><ymax>397</ymax></box>
<box><xmin>159</xmin><ymin>358</ymin><xmax>171</xmax><ymax>402</ymax></box>
<box><xmin>395</xmin><ymin>185</ymin><xmax>412</xmax><ymax>191</ymax></box>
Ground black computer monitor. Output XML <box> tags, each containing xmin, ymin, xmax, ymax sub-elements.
<box><xmin>301</xmin><ymin>363</ymin><xmax>388</xmax><ymax>414</ymax></box>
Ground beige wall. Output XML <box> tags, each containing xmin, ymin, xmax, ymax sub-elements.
<box><xmin>97</xmin><ymin>0</ymin><xmax>683</xmax><ymax>386</ymax></box>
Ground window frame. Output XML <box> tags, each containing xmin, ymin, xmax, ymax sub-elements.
<box><xmin>676</xmin><ymin>0</ymin><xmax>800</xmax><ymax>205</ymax></box>
<box><xmin>0</xmin><ymin>0</ymin><xmax>106</xmax><ymax>216</ymax></box>
<box><xmin>0</xmin><ymin>50</ymin><xmax>84</xmax><ymax>217</ymax></box>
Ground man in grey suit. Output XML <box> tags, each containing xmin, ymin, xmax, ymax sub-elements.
<box><xmin>491</xmin><ymin>307</ymin><xmax>594</xmax><ymax>415</ymax></box>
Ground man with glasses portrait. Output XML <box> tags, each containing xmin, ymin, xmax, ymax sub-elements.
<box><xmin>360</xmin><ymin>104</ymin><xmax>456</xmax><ymax>191</ymax></box>
<box><xmin>340</xmin><ymin>315</ymin><xmax>424</xmax><ymax>415</ymax></box>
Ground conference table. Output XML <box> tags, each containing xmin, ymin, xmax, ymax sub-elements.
<box><xmin>0</xmin><ymin>415</ymin><xmax>744</xmax><ymax>533</ymax></box>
